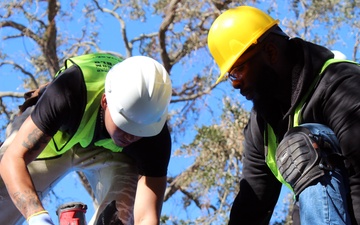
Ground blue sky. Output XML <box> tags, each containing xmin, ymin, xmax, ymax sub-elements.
<box><xmin>0</xmin><ymin>1</ymin><xmax>357</xmax><ymax>225</ymax></box>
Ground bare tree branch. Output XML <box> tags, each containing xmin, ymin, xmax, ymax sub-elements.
<box><xmin>0</xmin><ymin>92</ymin><xmax>24</xmax><ymax>98</ymax></box>
<box><xmin>158</xmin><ymin>0</ymin><xmax>181</xmax><ymax>72</ymax></box>
<box><xmin>92</xmin><ymin>0</ymin><xmax>133</xmax><ymax>57</ymax></box>
<box><xmin>0</xmin><ymin>61</ymin><xmax>38</xmax><ymax>87</ymax></box>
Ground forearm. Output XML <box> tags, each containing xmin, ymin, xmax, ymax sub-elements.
<box><xmin>1</xmin><ymin>154</ymin><xmax>44</xmax><ymax>218</ymax></box>
<box><xmin>134</xmin><ymin>176</ymin><xmax>166</xmax><ymax>225</ymax></box>
<box><xmin>0</xmin><ymin>116</ymin><xmax>50</xmax><ymax>219</ymax></box>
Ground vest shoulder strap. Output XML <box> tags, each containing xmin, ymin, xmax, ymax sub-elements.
<box><xmin>294</xmin><ymin>58</ymin><xmax>358</xmax><ymax>126</ymax></box>
<box><xmin>266</xmin><ymin>58</ymin><xmax>358</xmax><ymax>191</ymax></box>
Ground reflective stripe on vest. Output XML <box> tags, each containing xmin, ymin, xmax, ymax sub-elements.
<box><xmin>265</xmin><ymin>58</ymin><xmax>357</xmax><ymax>192</ymax></box>
<box><xmin>37</xmin><ymin>53</ymin><xmax>123</xmax><ymax>159</ymax></box>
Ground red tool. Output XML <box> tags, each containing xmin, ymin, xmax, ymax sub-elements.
<box><xmin>57</xmin><ymin>202</ymin><xmax>87</xmax><ymax>225</ymax></box>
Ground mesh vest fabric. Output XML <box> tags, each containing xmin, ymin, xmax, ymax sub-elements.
<box><xmin>38</xmin><ymin>53</ymin><xmax>123</xmax><ymax>159</ymax></box>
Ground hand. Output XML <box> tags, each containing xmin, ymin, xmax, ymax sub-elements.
<box><xmin>28</xmin><ymin>213</ymin><xmax>55</xmax><ymax>225</ymax></box>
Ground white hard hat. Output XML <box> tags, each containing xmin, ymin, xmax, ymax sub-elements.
<box><xmin>331</xmin><ymin>50</ymin><xmax>347</xmax><ymax>60</ymax></box>
<box><xmin>105</xmin><ymin>56</ymin><xmax>172</xmax><ymax>137</ymax></box>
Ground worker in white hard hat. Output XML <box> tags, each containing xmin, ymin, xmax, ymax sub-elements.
<box><xmin>0</xmin><ymin>53</ymin><xmax>172</xmax><ymax>225</ymax></box>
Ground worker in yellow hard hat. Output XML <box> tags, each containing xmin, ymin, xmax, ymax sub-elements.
<box><xmin>208</xmin><ymin>5</ymin><xmax>359</xmax><ymax>225</ymax></box>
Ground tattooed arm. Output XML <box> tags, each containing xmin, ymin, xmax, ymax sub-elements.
<box><xmin>0</xmin><ymin>116</ymin><xmax>51</xmax><ymax>219</ymax></box>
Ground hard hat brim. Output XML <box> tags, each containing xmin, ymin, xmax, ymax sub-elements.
<box><xmin>214</xmin><ymin>21</ymin><xmax>280</xmax><ymax>85</ymax></box>
<box><xmin>108</xmin><ymin>99</ymin><xmax>168</xmax><ymax>137</ymax></box>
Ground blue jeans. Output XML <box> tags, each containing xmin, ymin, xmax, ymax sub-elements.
<box><xmin>298</xmin><ymin>167</ymin><xmax>351</xmax><ymax>225</ymax></box>
<box><xmin>294</xmin><ymin>123</ymin><xmax>351</xmax><ymax>225</ymax></box>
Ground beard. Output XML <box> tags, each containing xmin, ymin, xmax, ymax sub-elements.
<box><xmin>252</xmin><ymin>64</ymin><xmax>286</xmax><ymax>126</ymax></box>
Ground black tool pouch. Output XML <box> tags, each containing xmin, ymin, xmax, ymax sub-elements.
<box><xmin>276</xmin><ymin>123</ymin><xmax>343</xmax><ymax>197</ymax></box>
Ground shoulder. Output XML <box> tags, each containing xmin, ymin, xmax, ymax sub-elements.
<box><xmin>317</xmin><ymin>61</ymin><xmax>360</xmax><ymax>98</ymax></box>
<box><xmin>45</xmin><ymin>65</ymin><xmax>87</xmax><ymax>105</ymax></box>
<box><xmin>305</xmin><ymin>61</ymin><xmax>360</xmax><ymax>125</ymax></box>
<box><xmin>31</xmin><ymin>65</ymin><xmax>86</xmax><ymax>135</ymax></box>
<box><xmin>52</xmin><ymin>65</ymin><xmax>85</xmax><ymax>91</ymax></box>
<box><xmin>322</xmin><ymin>61</ymin><xmax>360</xmax><ymax>80</ymax></box>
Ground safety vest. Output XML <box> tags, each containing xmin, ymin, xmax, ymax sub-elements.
<box><xmin>37</xmin><ymin>53</ymin><xmax>123</xmax><ymax>159</ymax></box>
<box><xmin>265</xmin><ymin>58</ymin><xmax>357</xmax><ymax>191</ymax></box>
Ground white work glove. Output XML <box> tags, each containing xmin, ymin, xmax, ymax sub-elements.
<box><xmin>28</xmin><ymin>212</ymin><xmax>55</xmax><ymax>225</ymax></box>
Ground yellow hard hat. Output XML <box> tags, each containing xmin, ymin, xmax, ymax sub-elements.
<box><xmin>208</xmin><ymin>6</ymin><xmax>279</xmax><ymax>84</ymax></box>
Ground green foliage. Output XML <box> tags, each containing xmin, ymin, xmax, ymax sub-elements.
<box><xmin>168</xmin><ymin>97</ymin><xmax>248</xmax><ymax>224</ymax></box>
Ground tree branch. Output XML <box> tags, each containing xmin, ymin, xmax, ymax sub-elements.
<box><xmin>158</xmin><ymin>0</ymin><xmax>181</xmax><ymax>73</ymax></box>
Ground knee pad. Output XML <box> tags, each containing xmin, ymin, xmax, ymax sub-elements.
<box><xmin>276</xmin><ymin>123</ymin><xmax>342</xmax><ymax>196</ymax></box>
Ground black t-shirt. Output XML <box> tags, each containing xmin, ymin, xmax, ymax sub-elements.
<box><xmin>31</xmin><ymin>65</ymin><xmax>171</xmax><ymax>177</ymax></box>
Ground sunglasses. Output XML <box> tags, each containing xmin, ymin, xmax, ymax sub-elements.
<box><xmin>226</xmin><ymin>47</ymin><xmax>262</xmax><ymax>83</ymax></box>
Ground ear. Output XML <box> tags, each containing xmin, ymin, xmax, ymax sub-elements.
<box><xmin>101</xmin><ymin>93</ymin><xmax>107</xmax><ymax>109</ymax></box>
<box><xmin>264</xmin><ymin>42</ymin><xmax>278</xmax><ymax>64</ymax></box>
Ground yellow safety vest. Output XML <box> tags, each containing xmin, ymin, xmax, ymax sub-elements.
<box><xmin>265</xmin><ymin>58</ymin><xmax>357</xmax><ymax>191</ymax></box>
<box><xmin>37</xmin><ymin>53</ymin><xmax>123</xmax><ymax>159</ymax></box>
